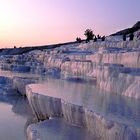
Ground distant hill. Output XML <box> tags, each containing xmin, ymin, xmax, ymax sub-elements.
<box><xmin>0</xmin><ymin>41</ymin><xmax>77</xmax><ymax>56</ymax></box>
<box><xmin>111</xmin><ymin>21</ymin><xmax>140</xmax><ymax>36</ymax></box>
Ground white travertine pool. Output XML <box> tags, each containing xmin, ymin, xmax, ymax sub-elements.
<box><xmin>29</xmin><ymin>78</ymin><xmax>140</xmax><ymax>128</ymax></box>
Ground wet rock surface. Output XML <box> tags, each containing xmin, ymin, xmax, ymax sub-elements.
<box><xmin>27</xmin><ymin>118</ymin><xmax>95</xmax><ymax>140</ymax></box>
<box><xmin>26</xmin><ymin>79</ymin><xmax>140</xmax><ymax>140</ymax></box>
<box><xmin>1</xmin><ymin>34</ymin><xmax>140</xmax><ymax>139</ymax></box>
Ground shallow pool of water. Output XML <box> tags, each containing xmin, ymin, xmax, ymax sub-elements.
<box><xmin>0</xmin><ymin>95</ymin><xmax>34</xmax><ymax>140</ymax></box>
<box><xmin>30</xmin><ymin>78</ymin><xmax>140</xmax><ymax>127</ymax></box>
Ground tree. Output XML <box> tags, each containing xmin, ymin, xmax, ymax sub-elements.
<box><xmin>84</xmin><ymin>29</ymin><xmax>94</xmax><ymax>42</ymax></box>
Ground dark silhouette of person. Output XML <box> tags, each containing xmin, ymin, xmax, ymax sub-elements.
<box><xmin>123</xmin><ymin>34</ymin><xmax>126</xmax><ymax>41</ymax></box>
<box><xmin>129</xmin><ymin>33</ymin><xmax>134</xmax><ymax>41</ymax></box>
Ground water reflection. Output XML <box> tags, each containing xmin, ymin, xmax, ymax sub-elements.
<box><xmin>32</xmin><ymin>78</ymin><xmax>140</xmax><ymax>127</ymax></box>
<box><xmin>0</xmin><ymin>95</ymin><xmax>35</xmax><ymax>140</ymax></box>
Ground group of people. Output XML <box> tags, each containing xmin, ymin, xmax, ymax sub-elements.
<box><xmin>123</xmin><ymin>31</ymin><xmax>140</xmax><ymax>41</ymax></box>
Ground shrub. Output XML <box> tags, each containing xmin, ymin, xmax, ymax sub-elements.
<box><xmin>97</xmin><ymin>34</ymin><xmax>101</xmax><ymax>39</ymax></box>
<box><xmin>76</xmin><ymin>37</ymin><xmax>82</xmax><ymax>43</ymax></box>
<box><xmin>101</xmin><ymin>36</ymin><xmax>105</xmax><ymax>41</ymax></box>
<box><xmin>94</xmin><ymin>36</ymin><xmax>97</xmax><ymax>42</ymax></box>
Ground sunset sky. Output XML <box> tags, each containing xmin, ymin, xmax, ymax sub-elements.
<box><xmin>0</xmin><ymin>0</ymin><xmax>140</xmax><ymax>48</ymax></box>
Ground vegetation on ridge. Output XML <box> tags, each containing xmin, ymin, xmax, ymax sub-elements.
<box><xmin>112</xmin><ymin>21</ymin><xmax>140</xmax><ymax>36</ymax></box>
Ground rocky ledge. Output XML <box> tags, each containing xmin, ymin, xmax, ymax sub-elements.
<box><xmin>26</xmin><ymin>79</ymin><xmax>140</xmax><ymax>140</ymax></box>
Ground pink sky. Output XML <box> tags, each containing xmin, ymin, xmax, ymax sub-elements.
<box><xmin>0</xmin><ymin>0</ymin><xmax>140</xmax><ymax>48</ymax></box>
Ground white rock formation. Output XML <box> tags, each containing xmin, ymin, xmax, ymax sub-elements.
<box><xmin>1</xmin><ymin>32</ymin><xmax>140</xmax><ymax>139</ymax></box>
<box><xmin>13</xmin><ymin>77</ymin><xmax>38</xmax><ymax>96</ymax></box>
<box><xmin>26</xmin><ymin>79</ymin><xmax>140</xmax><ymax>140</ymax></box>
<box><xmin>27</xmin><ymin>118</ymin><xmax>94</xmax><ymax>140</ymax></box>
<box><xmin>0</xmin><ymin>76</ymin><xmax>17</xmax><ymax>95</ymax></box>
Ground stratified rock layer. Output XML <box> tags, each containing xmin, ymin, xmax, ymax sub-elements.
<box><xmin>1</xmin><ymin>33</ymin><xmax>140</xmax><ymax>140</ymax></box>
<box><xmin>26</xmin><ymin>79</ymin><xmax>140</xmax><ymax>140</ymax></box>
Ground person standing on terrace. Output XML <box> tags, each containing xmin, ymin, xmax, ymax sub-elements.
<box><xmin>137</xmin><ymin>32</ymin><xmax>140</xmax><ymax>39</ymax></box>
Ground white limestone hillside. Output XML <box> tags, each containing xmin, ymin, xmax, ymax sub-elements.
<box><xmin>1</xmin><ymin>33</ymin><xmax>140</xmax><ymax>140</ymax></box>
<box><xmin>2</xmin><ymin>36</ymin><xmax>138</xmax><ymax>99</ymax></box>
